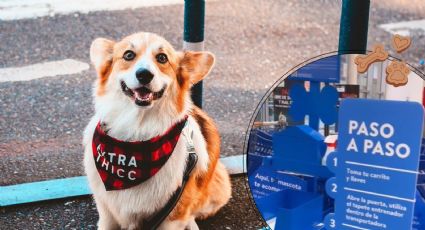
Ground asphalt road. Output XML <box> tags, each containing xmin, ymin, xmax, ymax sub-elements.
<box><xmin>1</xmin><ymin>0</ymin><xmax>425</xmax><ymax>185</ymax></box>
<box><xmin>1</xmin><ymin>0</ymin><xmax>425</xmax><ymax>229</ymax></box>
<box><xmin>1</xmin><ymin>0</ymin><xmax>342</xmax><ymax>185</ymax></box>
<box><xmin>0</xmin><ymin>176</ymin><xmax>266</xmax><ymax>229</ymax></box>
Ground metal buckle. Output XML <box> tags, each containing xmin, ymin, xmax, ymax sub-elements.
<box><xmin>183</xmin><ymin>119</ymin><xmax>196</xmax><ymax>154</ymax></box>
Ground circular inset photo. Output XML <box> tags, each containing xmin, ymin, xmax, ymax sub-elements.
<box><xmin>246</xmin><ymin>53</ymin><xmax>425</xmax><ymax>230</ymax></box>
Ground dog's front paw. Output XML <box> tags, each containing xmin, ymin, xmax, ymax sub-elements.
<box><xmin>185</xmin><ymin>219</ymin><xmax>199</xmax><ymax>230</ymax></box>
<box><xmin>96</xmin><ymin>206</ymin><xmax>120</xmax><ymax>230</ymax></box>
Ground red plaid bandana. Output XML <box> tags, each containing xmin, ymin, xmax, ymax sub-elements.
<box><xmin>92</xmin><ymin>117</ymin><xmax>188</xmax><ymax>191</ymax></box>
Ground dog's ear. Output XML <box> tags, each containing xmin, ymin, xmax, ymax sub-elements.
<box><xmin>179</xmin><ymin>51</ymin><xmax>215</xmax><ymax>85</ymax></box>
<box><xmin>90</xmin><ymin>38</ymin><xmax>115</xmax><ymax>79</ymax></box>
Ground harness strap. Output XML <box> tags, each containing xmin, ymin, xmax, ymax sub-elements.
<box><xmin>143</xmin><ymin>120</ymin><xmax>198</xmax><ymax>230</ymax></box>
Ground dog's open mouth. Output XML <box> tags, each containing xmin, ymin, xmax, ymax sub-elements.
<box><xmin>120</xmin><ymin>81</ymin><xmax>166</xmax><ymax>106</ymax></box>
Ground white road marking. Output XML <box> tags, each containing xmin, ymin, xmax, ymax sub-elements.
<box><xmin>0</xmin><ymin>59</ymin><xmax>89</xmax><ymax>82</ymax></box>
<box><xmin>380</xmin><ymin>19</ymin><xmax>425</xmax><ymax>35</ymax></box>
<box><xmin>0</xmin><ymin>0</ymin><xmax>184</xmax><ymax>21</ymax></box>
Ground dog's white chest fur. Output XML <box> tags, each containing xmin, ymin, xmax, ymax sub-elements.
<box><xmin>83</xmin><ymin>114</ymin><xmax>209</xmax><ymax>228</ymax></box>
<box><xmin>84</xmin><ymin>32</ymin><xmax>229</xmax><ymax>229</ymax></box>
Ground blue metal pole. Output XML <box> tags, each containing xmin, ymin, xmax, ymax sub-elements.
<box><xmin>184</xmin><ymin>0</ymin><xmax>205</xmax><ymax>108</ymax></box>
<box><xmin>338</xmin><ymin>0</ymin><xmax>370</xmax><ymax>54</ymax></box>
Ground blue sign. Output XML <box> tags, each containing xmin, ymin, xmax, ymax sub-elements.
<box><xmin>249</xmin><ymin>167</ymin><xmax>311</xmax><ymax>221</ymax></box>
<box><xmin>249</xmin><ymin>167</ymin><xmax>308</xmax><ymax>200</ymax></box>
<box><xmin>325</xmin><ymin>99</ymin><xmax>424</xmax><ymax>230</ymax></box>
<box><xmin>289</xmin><ymin>56</ymin><xmax>340</xmax><ymax>83</ymax></box>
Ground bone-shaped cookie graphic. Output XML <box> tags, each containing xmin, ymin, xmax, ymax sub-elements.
<box><xmin>354</xmin><ymin>44</ymin><xmax>389</xmax><ymax>73</ymax></box>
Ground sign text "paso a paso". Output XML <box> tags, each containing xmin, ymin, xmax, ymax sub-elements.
<box><xmin>345</xmin><ymin>120</ymin><xmax>410</xmax><ymax>159</ymax></box>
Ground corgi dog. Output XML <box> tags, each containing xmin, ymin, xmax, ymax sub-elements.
<box><xmin>83</xmin><ymin>32</ymin><xmax>231</xmax><ymax>230</ymax></box>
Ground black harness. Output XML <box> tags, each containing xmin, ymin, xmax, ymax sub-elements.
<box><xmin>142</xmin><ymin>152</ymin><xmax>198</xmax><ymax>229</ymax></box>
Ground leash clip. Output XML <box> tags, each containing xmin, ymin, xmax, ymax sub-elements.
<box><xmin>183</xmin><ymin>119</ymin><xmax>196</xmax><ymax>154</ymax></box>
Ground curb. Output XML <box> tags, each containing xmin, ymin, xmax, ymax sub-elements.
<box><xmin>0</xmin><ymin>154</ymin><xmax>246</xmax><ymax>207</ymax></box>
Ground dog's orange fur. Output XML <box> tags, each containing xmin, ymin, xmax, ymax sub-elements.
<box><xmin>88</xmin><ymin>32</ymin><xmax>231</xmax><ymax>228</ymax></box>
<box><xmin>92</xmin><ymin>34</ymin><xmax>209</xmax><ymax>113</ymax></box>
<box><xmin>169</xmin><ymin>47</ymin><xmax>230</xmax><ymax>223</ymax></box>
<box><xmin>96</xmin><ymin>60</ymin><xmax>112</xmax><ymax>96</ymax></box>
<box><xmin>169</xmin><ymin>107</ymin><xmax>227</xmax><ymax>221</ymax></box>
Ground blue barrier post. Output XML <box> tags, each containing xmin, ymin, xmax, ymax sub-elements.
<box><xmin>184</xmin><ymin>0</ymin><xmax>205</xmax><ymax>108</ymax></box>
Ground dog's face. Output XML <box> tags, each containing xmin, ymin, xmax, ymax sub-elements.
<box><xmin>90</xmin><ymin>32</ymin><xmax>214</xmax><ymax>112</ymax></box>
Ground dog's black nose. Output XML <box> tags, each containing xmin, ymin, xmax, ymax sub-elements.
<box><xmin>135</xmin><ymin>68</ymin><xmax>154</xmax><ymax>85</ymax></box>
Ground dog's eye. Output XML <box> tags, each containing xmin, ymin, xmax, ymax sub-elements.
<box><xmin>123</xmin><ymin>50</ymin><xmax>136</xmax><ymax>61</ymax></box>
<box><xmin>156</xmin><ymin>53</ymin><xmax>168</xmax><ymax>64</ymax></box>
